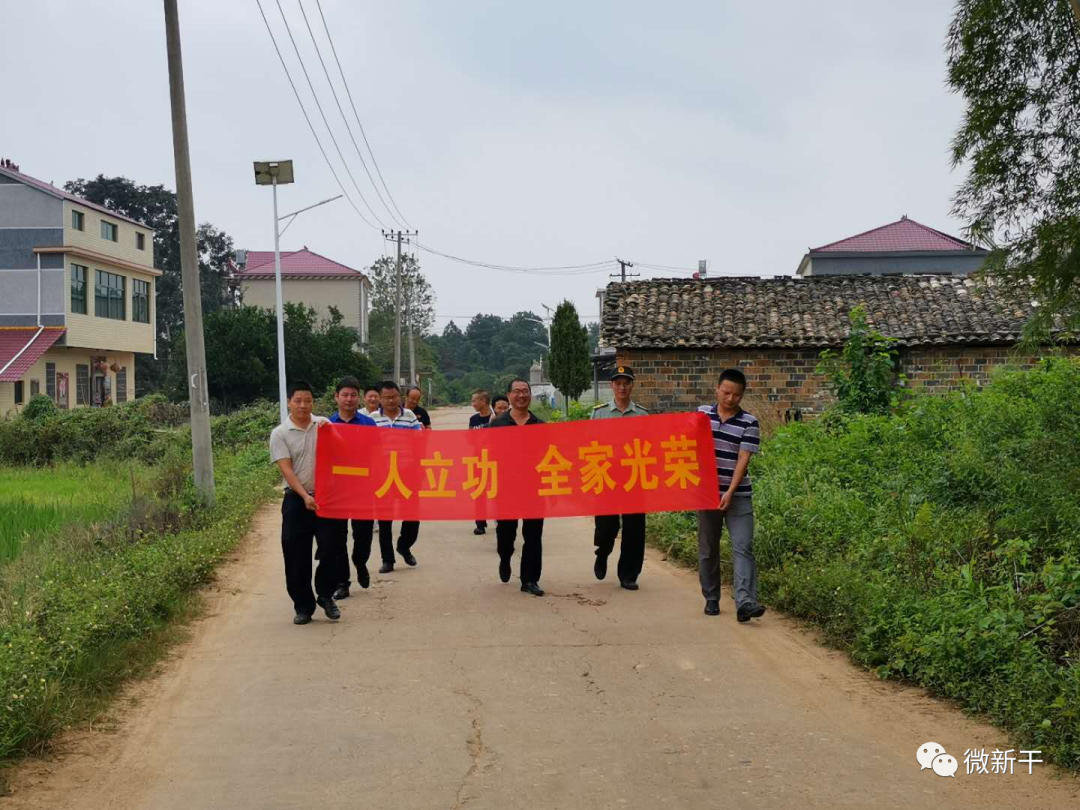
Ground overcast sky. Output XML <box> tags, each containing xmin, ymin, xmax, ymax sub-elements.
<box><xmin>1</xmin><ymin>0</ymin><xmax>965</xmax><ymax>332</ymax></box>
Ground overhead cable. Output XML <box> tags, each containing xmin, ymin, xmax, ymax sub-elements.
<box><xmin>314</xmin><ymin>0</ymin><xmax>413</xmax><ymax>228</ymax></box>
<box><xmin>254</xmin><ymin>0</ymin><xmax>378</xmax><ymax>230</ymax></box>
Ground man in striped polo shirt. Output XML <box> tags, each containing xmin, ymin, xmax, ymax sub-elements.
<box><xmin>371</xmin><ymin>381</ymin><xmax>424</xmax><ymax>572</ymax></box>
<box><xmin>697</xmin><ymin>368</ymin><xmax>767</xmax><ymax>622</ymax></box>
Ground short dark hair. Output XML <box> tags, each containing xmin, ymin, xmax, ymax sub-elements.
<box><xmin>336</xmin><ymin>375</ymin><xmax>361</xmax><ymax>394</ymax></box>
<box><xmin>492</xmin><ymin>394</ymin><xmax>509</xmax><ymax>407</ymax></box>
<box><xmin>406</xmin><ymin>385</ymin><xmax>421</xmax><ymax>396</ymax></box>
<box><xmin>287</xmin><ymin>380</ymin><xmax>315</xmax><ymax>399</ymax></box>
<box><xmin>379</xmin><ymin>380</ymin><xmax>400</xmax><ymax>393</ymax></box>
<box><xmin>364</xmin><ymin>386</ymin><xmax>379</xmax><ymax>396</ymax></box>
<box><xmin>718</xmin><ymin>368</ymin><xmax>747</xmax><ymax>390</ymax></box>
<box><xmin>507</xmin><ymin>377</ymin><xmax>530</xmax><ymax>393</ymax></box>
<box><xmin>472</xmin><ymin>389</ymin><xmax>491</xmax><ymax>403</ymax></box>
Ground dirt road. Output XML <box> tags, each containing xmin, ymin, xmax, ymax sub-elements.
<box><xmin>6</xmin><ymin>406</ymin><xmax>1078</xmax><ymax>808</ymax></box>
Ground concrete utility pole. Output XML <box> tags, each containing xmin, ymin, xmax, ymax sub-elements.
<box><xmin>382</xmin><ymin>229</ymin><xmax>417</xmax><ymax>385</ymax></box>
<box><xmin>164</xmin><ymin>0</ymin><xmax>214</xmax><ymax>503</ymax></box>
<box><xmin>407</xmin><ymin>301</ymin><xmax>416</xmax><ymax>387</ymax></box>
<box><xmin>612</xmin><ymin>257</ymin><xmax>638</xmax><ymax>283</ymax></box>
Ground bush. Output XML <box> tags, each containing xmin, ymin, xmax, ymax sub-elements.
<box><xmin>648</xmin><ymin>357</ymin><xmax>1080</xmax><ymax>768</ymax></box>
<box><xmin>20</xmin><ymin>395</ymin><xmax>56</xmax><ymax>421</ymax></box>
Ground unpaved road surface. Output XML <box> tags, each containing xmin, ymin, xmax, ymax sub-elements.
<box><xmin>6</xmin><ymin>406</ymin><xmax>1078</xmax><ymax>808</ymax></box>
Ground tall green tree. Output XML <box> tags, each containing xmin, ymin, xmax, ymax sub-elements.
<box><xmin>548</xmin><ymin>300</ymin><xmax>591</xmax><ymax>411</ymax></box>
<box><xmin>165</xmin><ymin>303</ymin><xmax>377</xmax><ymax>410</ymax></box>
<box><xmin>947</xmin><ymin>1</ymin><xmax>1080</xmax><ymax>339</ymax></box>
<box><xmin>366</xmin><ymin>254</ymin><xmax>436</xmax><ymax>375</ymax></box>
<box><xmin>64</xmin><ymin>176</ymin><xmax>235</xmax><ymax>391</ymax></box>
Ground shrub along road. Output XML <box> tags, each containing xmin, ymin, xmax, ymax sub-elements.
<box><xmin>5</xmin><ymin>406</ymin><xmax>1078</xmax><ymax>808</ymax></box>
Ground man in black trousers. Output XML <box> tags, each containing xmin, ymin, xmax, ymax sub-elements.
<box><xmin>487</xmin><ymin>378</ymin><xmax>545</xmax><ymax>596</ymax></box>
<box><xmin>590</xmin><ymin>366</ymin><xmax>650</xmax><ymax>590</ymax></box>
<box><xmin>269</xmin><ymin>380</ymin><xmax>344</xmax><ymax>625</ymax></box>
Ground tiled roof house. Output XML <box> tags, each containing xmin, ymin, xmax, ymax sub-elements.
<box><xmin>234</xmin><ymin>247</ymin><xmax>370</xmax><ymax>344</ymax></box>
<box><xmin>600</xmin><ymin>249</ymin><xmax>1064</xmax><ymax>417</ymax></box>
<box><xmin>0</xmin><ymin>158</ymin><xmax>158</xmax><ymax>414</ymax></box>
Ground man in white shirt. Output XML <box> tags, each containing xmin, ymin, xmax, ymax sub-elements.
<box><xmin>269</xmin><ymin>380</ymin><xmax>344</xmax><ymax>625</ymax></box>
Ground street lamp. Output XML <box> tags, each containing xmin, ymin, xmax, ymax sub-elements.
<box><xmin>254</xmin><ymin>160</ymin><xmax>294</xmax><ymax>424</ymax></box>
<box><xmin>253</xmin><ymin>160</ymin><xmax>340</xmax><ymax>423</ymax></box>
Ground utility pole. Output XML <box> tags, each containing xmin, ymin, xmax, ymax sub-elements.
<box><xmin>164</xmin><ymin>0</ymin><xmax>214</xmax><ymax>504</ymax></box>
<box><xmin>612</xmin><ymin>257</ymin><xmax>638</xmax><ymax>283</ymax></box>
<box><xmin>382</xmin><ymin>229</ymin><xmax>417</xmax><ymax>385</ymax></box>
<box><xmin>407</xmin><ymin>299</ymin><xmax>416</xmax><ymax>387</ymax></box>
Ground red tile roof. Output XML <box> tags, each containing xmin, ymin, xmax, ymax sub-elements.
<box><xmin>811</xmin><ymin>217</ymin><xmax>977</xmax><ymax>253</ymax></box>
<box><xmin>0</xmin><ymin>165</ymin><xmax>148</xmax><ymax>228</ymax></box>
<box><xmin>237</xmin><ymin>248</ymin><xmax>363</xmax><ymax>277</ymax></box>
<box><xmin>0</xmin><ymin>327</ymin><xmax>66</xmax><ymax>382</ymax></box>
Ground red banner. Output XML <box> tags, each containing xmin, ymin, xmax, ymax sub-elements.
<box><xmin>313</xmin><ymin>413</ymin><xmax>719</xmax><ymax>520</ymax></box>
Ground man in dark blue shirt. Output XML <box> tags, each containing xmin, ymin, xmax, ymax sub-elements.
<box><xmin>468</xmin><ymin>389</ymin><xmax>494</xmax><ymax>535</ymax></box>
<box><xmin>326</xmin><ymin>376</ymin><xmax>377</xmax><ymax>600</ymax></box>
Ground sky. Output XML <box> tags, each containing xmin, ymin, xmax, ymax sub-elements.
<box><xmin>1</xmin><ymin>0</ymin><xmax>967</xmax><ymax>333</ymax></box>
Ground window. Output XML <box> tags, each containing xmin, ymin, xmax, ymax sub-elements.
<box><xmin>30</xmin><ymin>380</ymin><xmax>40</xmax><ymax>397</ymax></box>
<box><xmin>100</xmin><ymin>221</ymin><xmax>118</xmax><ymax>242</ymax></box>
<box><xmin>133</xmin><ymin>278</ymin><xmax>151</xmax><ymax>324</ymax></box>
<box><xmin>76</xmin><ymin>365</ymin><xmax>89</xmax><ymax>405</ymax></box>
<box><xmin>95</xmin><ymin>270</ymin><xmax>125</xmax><ymax>320</ymax></box>
<box><xmin>46</xmin><ymin>363</ymin><xmax>56</xmax><ymax>400</ymax></box>
<box><xmin>116</xmin><ymin>367</ymin><xmax>128</xmax><ymax>403</ymax></box>
<box><xmin>14</xmin><ymin>381</ymin><xmax>23</xmax><ymax>405</ymax></box>
<box><xmin>72</xmin><ymin>209</ymin><xmax>85</xmax><ymax>231</ymax></box>
<box><xmin>136</xmin><ymin>232</ymin><xmax>146</xmax><ymax>251</ymax></box>
<box><xmin>71</xmin><ymin>264</ymin><xmax>87</xmax><ymax>314</ymax></box>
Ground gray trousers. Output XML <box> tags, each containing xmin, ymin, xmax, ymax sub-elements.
<box><xmin>697</xmin><ymin>497</ymin><xmax>757</xmax><ymax>608</ymax></box>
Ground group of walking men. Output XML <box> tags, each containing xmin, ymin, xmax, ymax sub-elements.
<box><xmin>269</xmin><ymin>366</ymin><xmax>766</xmax><ymax>626</ymax></box>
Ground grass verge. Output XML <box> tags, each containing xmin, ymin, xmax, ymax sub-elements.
<box><xmin>647</xmin><ymin>358</ymin><xmax>1080</xmax><ymax>769</ymax></box>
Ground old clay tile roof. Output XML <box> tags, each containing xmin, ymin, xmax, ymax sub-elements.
<box><xmin>600</xmin><ymin>276</ymin><xmax>1036</xmax><ymax>350</ymax></box>
<box><xmin>811</xmin><ymin>217</ymin><xmax>976</xmax><ymax>253</ymax></box>
<box><xmin>0</xmin><ymin>327</ymin><xmax>66</xmax><ymax>382</ymax></box>
<box><xmin>237</xmin><ymin>248</ymin><xmax>362</xmax><ymax>278</ymax></box>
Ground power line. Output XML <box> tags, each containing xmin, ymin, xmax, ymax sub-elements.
<box><xmin>313</xmin><ymin>0</ymin><xmax>412</xmax><ymax>229</ymax></box>
<box><xmin>414</xmin><ymin>240</ymin><xmax>616</xmax><ymax>274</ymax></box>
<box><xmin>254</xmin><ymin>0</ymin><xmax>377</xmax><ymax>230</ymax></box>
<box><xmin>297</xmin><ymin>0</ymin><xmax>405</xmax><ymax>228</ymax></box>
<box><xmin>273</xmin><ymin>0</ymin><xmax>388</xmax><ymax>228</ymax></box>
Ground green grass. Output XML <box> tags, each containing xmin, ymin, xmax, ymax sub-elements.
<box><xmin>0</xmin><ymin>464</ymin><xmax>153</xmax><ymax>563</ymax></box>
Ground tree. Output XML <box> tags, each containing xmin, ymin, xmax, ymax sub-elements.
<box><xmin>548</xmin><ymin>300</ymin><xmax>591</xmax><ymax>412</ymax></box>
<box><xmin>366</xmin><ymin>254</ymin><xmax>436</xmax><ymax>375</ymax></box>
<box><xmin>816</xmin><ymin>306</ymin><xmax>903</xmax><ymax>415</ymax></box>
<box><xmin>947</xmin><ymin>1</ymin><xmax>1080</xmax><ymax>340</ymax></box>
<box><xmin>64</xmin><ymin>176</ymin><xmax>235</xmax><ymax>391</ymax></box>
<box><xmin>165</xmin><ymin>303</ymin><xmax>377</xmax><ymax>410</ymax></box>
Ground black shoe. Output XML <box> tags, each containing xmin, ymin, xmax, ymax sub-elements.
<box><xmin>473</xmin><ymin>527</ymin><xmax>486</xmax><ymax>535</ymax></box>
<box><xmin>498</xmin><ymin>558</ymin><xmax>511</xmax><ymax>583</ymax></box>
<box><xmin>357</xmin><ymin>565</ymin><xmax>370</xmax><ymax>589</ymax></box>
<box><xmin>704</xmin><ymin>599</ymin><xmax>720</xmax><ymax>616</ymax></box>
<box><xmin>293</xmin><ymin>613</ymin><xmax>312</xmax><ymax>625</ymax></box>
<box><xmin>619</xmin><ymin>579</ymin><xmax>639</xmax><ymax>591</ymax></box>
<box><xmin>398</xmin><ymin>547</ymin><xmax>417</xmax><ymax>567</ymax></box>
<box><xmin>594</xmin><ymin>554</ymin><xmax>608</xmax><ymax>580</ymax></box>
<box><xmin>738</xmin><ymin>604</ymin><xmax>766</xmax><ymax>623</ymax></box>
<box><xmin>317</xmin><ymin>596</ymin><xmax>341</xmax><ymax>621</ymax></box>
<box><xmin>520</xmin><ymin>582</ymin><xmax>545</xmax><ymax>597</ymax></box>
<box><xmin>333</xmin><ymin>585</ymin><xmax>350</xmax><ymax>600</ymax></box>
<box><xmin>379</xmin><ymin>562</ymin><xmax>394</xmax><ymax>574</ymax></box>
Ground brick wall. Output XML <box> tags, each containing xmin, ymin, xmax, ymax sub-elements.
<box><xmin>618</xmin><ymin>345</ymin><xmax>1066</xmax><ymax>417</ymax></box>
